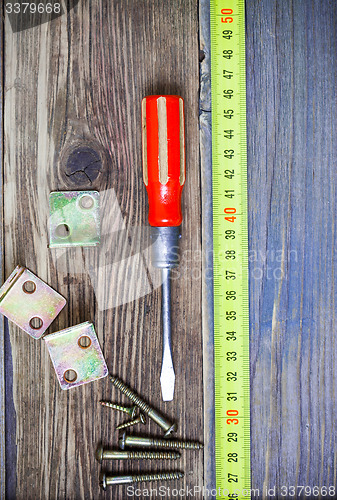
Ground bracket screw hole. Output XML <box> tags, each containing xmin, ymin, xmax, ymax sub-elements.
<box><xmin>29</xmin><ymin>317</ymin><xmax>43</xmax><ymax>330</ymax></box>
<box><xmin>22</xmin><ymin>281</ymin><xmax>36</xmax><ymax>294</ymax></box>
<box><xmin>79</xmin><ymin>195</ymin><xmax>94</xmax><ymax>210</ymax></box>
<box><xmin>78</xmin><ymin>335</ymin><xmax>92</xmax><ymax>349</ymax></box>
<box><xmin>63</xmin><ymin>369</ymin><xmax>77</xmax><ymax>383</ymax></box>
<box><xmin>55</xmin><ymin>224</ymin><xmax>71</xmax><ymax>238</ymax></box>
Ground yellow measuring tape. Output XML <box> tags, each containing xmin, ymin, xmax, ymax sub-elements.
<box><xmin>210</xmin><ymin>1</ymin><xmax>251</xmax><ymax>498</ymax></box>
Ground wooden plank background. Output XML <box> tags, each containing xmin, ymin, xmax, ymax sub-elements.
<box><xmin>3</xmin><ymin>1</ymin><xmax>202</xmax><ymax>499</ymax></box>
<box><xmin>0</xmin><ymin>7</ymin><xmax>5</xmax><ymax>498</ymax></box>
<box><xmin>2</xmin><ymin>0</ymin><xmax>337</xmax><ymax>499</ymax></box>
<box><xmin>244</xmin><ymin>0</ymin><xmax>337</xmax><ymax>496</ymax></box>
<box><xmin>200</xmin><ymin>0</ymin><xmax>337</xmax><ymax>498</ymax></box>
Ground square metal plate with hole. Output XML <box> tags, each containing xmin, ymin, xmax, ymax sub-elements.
<box><xmin>49</xmin><ymin>191</ymin><xmax>100</xmax><ymax>247</ymax></box>
<box><xmin>0</xmin><ymin>266</ymin><xmax>66</xmax><ymax>339</ymax></box>
<box><xmin>44</xmin><ymin>322</ymin><xmax>108</xmax><ymax>390</ymax></box>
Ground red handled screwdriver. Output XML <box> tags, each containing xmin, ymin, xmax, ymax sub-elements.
<box><xmin>142</xmin><ymin>95</ymin><xmax>185</xmax><ymax>401</ymax></box>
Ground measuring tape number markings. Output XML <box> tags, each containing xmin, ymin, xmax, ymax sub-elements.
<box><xmin>210</xmin><ymin>1</ymin><xmax>251</xmax><ymax>498</ymax></box>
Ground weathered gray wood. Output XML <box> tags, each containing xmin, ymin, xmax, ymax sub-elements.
<box><xmin>199</xmin><ymin>0</ymin><xmax>337</xmax><ymax>498</ymax></box>
<box><xmin>245</xmin><ymin>0</ymin><xmax>337</xmax><ymax>496</ymax></box>
<box><xmin>3</xmin><ymin>1</ymin><xmax>202</xmax><ymax>498</ymax></box>
<box><xmin>5</xmin><ymin>0</ymin><xmax>337</xmax><ymax>497</ymax></box>
<box><xmin>0</xmin><ymin>10</ymin><xmax>5</xmax><ymax>500</ymax></box>
<box><xmin>199</xmin><ymin>0</ymin><xmax>216</xmax><ymax>496</ymax></box>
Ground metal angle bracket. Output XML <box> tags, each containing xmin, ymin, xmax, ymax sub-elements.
<box><xmin>49</xmin><ymin>191</ymin><xmax>100</xmax><ymax>248</ymax></box>
<box><xmin>0</xmin><ymin>266</ymin><xmax>66</xmax><ymax>339</ymax></box>
<box><xmin>44</xmin><ymin>321</ymin><xmax>108</xmax><ymax>389</ymax></box>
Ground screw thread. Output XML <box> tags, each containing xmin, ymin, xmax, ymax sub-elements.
<box><xmin>100</xmin><ymin>401</ymin><xmax>133</xmax><ymax>415</ymax></box>
<box><xmin>127</xmin><ymin>451</ymin><xmax>180</xmax><ymax>460</ymax></box>
<box><xmin>150</xmin><ymin>438</ymin><xmax>203</xmax><ymax>450</ymax></box>
<box><xmin>132</xmin><ymin>472</ymin><xmax>184</xmax><ymax>483</ymax></box>
<box><xmin>116</xmin><ymin>419</ymin><xmax>138</xmax><ymax>431</ymax></box>
<box><xmin>110</xmin><ymin>376</ymin><xmax>152</xmax><ymax>414</ymax></box>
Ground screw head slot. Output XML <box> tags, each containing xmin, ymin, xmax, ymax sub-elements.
<box><xmin>96</xmin><ymin>445</ymin><xmax>104</xmax><ymax>464</ymax></box>
<box><xmin>99</xmin><ymin>472</ymin><xmax>107</xmax><ymax>491</ymax></box>
<box><xmin>119</xmin><ymin>432</ymin><xmax>127</xmax><ymax>450</ymax></box>
<box><xmin>22</xmin><ymin>281</ymin><xmax>36</xmax><ymax>294</ymax></box>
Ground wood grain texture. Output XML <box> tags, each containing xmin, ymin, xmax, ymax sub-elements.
<box><xmin>0</xmin><ymin>7</ymin><xmax>5</xmax><ymax>498</ymax></box>
<box><xmin>245</xmin><ymin>0</ymin><xmax>337</xmax><ymax>496</ymax></box>
<box><xmin>3</xmin><ymin>1</ymin><xmax>201</xmax><ymax>499</ymax></box>
<box><xmin>199</xmin><ymin>0</ymin><xmax>337</xmax><ymax>498</ymax></box>
<box><xmin>4</xmin><ymin>0</ymin><xmax>337</xmax><ymax>498</ymax></box>
<box><xmin>199</xmin><ymin>0</ymin><xmax>216</xmax><ymax>495</ymax></box>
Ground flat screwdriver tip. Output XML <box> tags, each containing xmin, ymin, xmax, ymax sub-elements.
<box><xmin>160</xmin><ymin>358</ymin><xmax>175</xmax><ymax>402</ymax></box>
<box><xmin>160</xmin><ymin>267</ymin><xmax>176</xmax><ymax>402</ymax></box>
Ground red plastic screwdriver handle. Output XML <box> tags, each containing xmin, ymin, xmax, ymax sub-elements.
<box><xmin>142</xmin><ymin>95</ymin><xmax>185</xmax><ymax>227</ymax></box>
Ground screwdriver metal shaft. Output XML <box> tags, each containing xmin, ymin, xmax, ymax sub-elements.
<box><xmin>142</xmin><ymin>95</ymin><xmax>185</xmax><ymax>401</ymax></box>
<box><xmin>161</xmin><ymin>268</ymin><xmax>174</xmax><ymax>400</ymax></box>
<box><xmin>150</xmin><ymin>226</ymin><xmax>181</xmax><ymax>401</ymax></box>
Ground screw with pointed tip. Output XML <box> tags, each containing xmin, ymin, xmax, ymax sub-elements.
<box><xmin>110</xmin><ymin>375</ymin><xmax>177</xmax><ymax>436</ymax></box>
<box><xmin>119</xmin><ymin>432</ymin><xmax>204</xmax><ymax>450</ymax></box>
<box><xmin>116</xmin><ymin>413</ymin><xmax>146</xmax><ymax>431</ymax></box>
<box><xmin>100</xmin><ymin>401</ymin><xmax>137</xmax><ymax>419</ymax></box>
<box><xmin>100</xmin><ymin>471</ymin><xmax>184</xmax><ymax>490</ymax></box>
<box><xmin>95</xmin><ymin>445</ymin><xmax>180</xmax><ymax>463</ymax></box>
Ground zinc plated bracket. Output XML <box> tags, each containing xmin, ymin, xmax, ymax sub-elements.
<box><xmin>49</xmin><ymin>191</ymin><xmax>100</xmax><ymax>248</ymax></box>
<box><xmin>0</xmin><ymin>266</ymin><xmax>66</xmax><ymax>339</ymax></box>
<box><xmin>44</xmin><ymin>322</ymin><xmax>108</xmax><ymax>389</ymax></box>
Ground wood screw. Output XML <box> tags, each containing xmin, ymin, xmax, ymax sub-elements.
<box><xmin>100</xmin><ymin>471</ymin><xmax>184</xmax><ymax>490</ymax></box>
<box><xmin>119</xmin><ymin>432</ymin><xmax>204</xmax><ymax>450</ymax></box>
<box><xmin>100</xmin><ymin>401</ymin><xmax>137</xmax><ymax>419</ymax></box>
<box><xmin>95</xmin><ymin>445</ymin><xmax>180</xmax><ymax>463</ymax></box>
<box><xmin>116</xmin><ymin>413</ymin><xmax>146</xmax><ymax>431</ymax></box>
<box><xmin>110</xmin><ymin>375</ymin><xmax>177</xmax><ymax>436</ymax></box>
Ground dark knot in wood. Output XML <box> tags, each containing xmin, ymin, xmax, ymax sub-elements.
<box><xmin>64</xmin><ymin>146</ymin><xmax>103</xmax><ymax>186</ymax></box>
